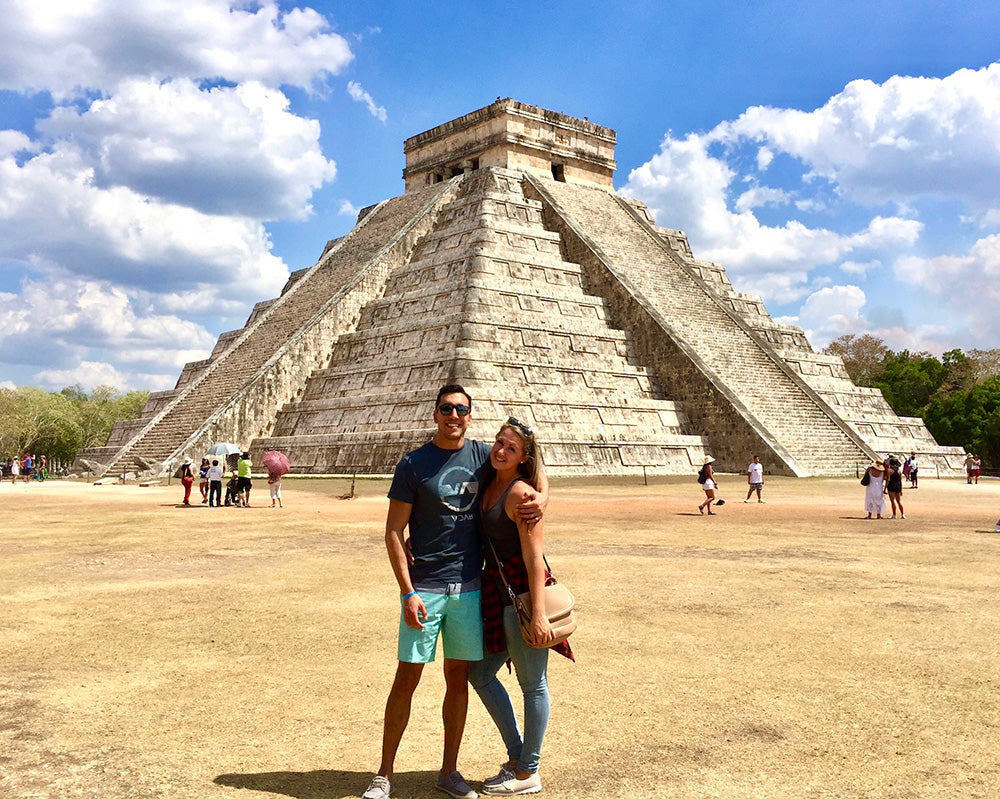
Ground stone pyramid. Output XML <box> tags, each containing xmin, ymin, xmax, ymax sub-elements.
<box><xmin>83</xmin><ymin>99</ymin><xmax>965</xmax><ymax>478</ymax></box>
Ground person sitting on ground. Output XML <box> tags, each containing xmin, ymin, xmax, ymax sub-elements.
<box><xmin>225</xmin><ymin>471</ymin><xmax>240</xmax><ymax>506</ymax></box>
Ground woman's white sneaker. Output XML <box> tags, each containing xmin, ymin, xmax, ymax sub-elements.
<box><xmin>482</xmin><ymin>772</ymin><xmax>542</xmax><ymax>795</ymax></box>
<box><xmin>362</xmin><ymin>775</ymin><xmax>392</xmax><ymax>799</ymax></box>
<box><xmin>483</xmin><ymin>765</ymin><xmax>516</xmax><ymax>789</ymax></box>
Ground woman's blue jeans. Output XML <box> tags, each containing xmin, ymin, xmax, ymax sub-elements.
<box><xmin>468</xmin><ymin>604</ymin><xmax>550</xmax><ymax>774</ymax></box>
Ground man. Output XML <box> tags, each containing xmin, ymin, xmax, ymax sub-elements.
<box><xmin>363</xmin><ymin>385</ymin><xmax>547</xmax><ymax>799</ymax></box>
<box><xmin>745</xmin><ymin>455</ymin><xmax>765</xmax><ymax>503</ymax></box>
<box><xmin>206</xmin><ymin>459</ymin><xmax>224</xmax><ymax>507</ymax></box>
<box><xmin>236</xmin><ymin>451</ymin><xmax>253</xmax><ymax>507</ymax></box>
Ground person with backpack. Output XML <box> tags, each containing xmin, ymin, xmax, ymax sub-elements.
<box><xmin>698</xmin><ymin>456</ymin><xmax>719</xmax><ymax>515</ymax></box>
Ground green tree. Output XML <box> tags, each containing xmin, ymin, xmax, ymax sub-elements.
<box><xmin>924</xmin><ymin>376</ymin><xmax>1000</xmax><ymax>465</ymax></box>
<box><xmin>873</xmin><ymin>350</ymin><xmax>947</xmax><ymax>417</ymax></box>
<box><xmin>0</xmin><ymin>385</ymin><xmax>149</xmax><ymax>464</ymax></box>
<box><xmin>823</xmin><ymin>334</ymin><xmax>890</xmax><ymax>386</ymax></box>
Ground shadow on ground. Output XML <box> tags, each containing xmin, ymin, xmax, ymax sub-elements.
<box><xmin>214</xmin><ymin>769</ymin><xmax>439</xmax><ymax>799</ymax></box>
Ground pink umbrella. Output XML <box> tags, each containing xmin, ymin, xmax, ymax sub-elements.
<box><xmin>261</xmin><ymin>450</ymin><xmax>290</xmax><ymax>476</ymax></box>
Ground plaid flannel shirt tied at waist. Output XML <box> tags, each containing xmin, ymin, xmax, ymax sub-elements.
<box><xmin>482</xmin><ymin>552</ymin><xmax>574</xmax><ymax>662</ymax></box>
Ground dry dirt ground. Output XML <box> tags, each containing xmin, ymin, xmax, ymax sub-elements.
<box><xmin>2</xmin><ymin>473</ymin><xmax>999</xmax><ymax>799</ymax></box>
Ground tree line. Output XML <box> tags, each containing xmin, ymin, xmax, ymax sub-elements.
<box><xmin>823</xmin><ymin>335</ymin><xmax>1000</xmax><ymax>466</ymax></box>
<box><xmin>0</xmin><ymin>385</ymin><xmax>149</xmax><ymax>466</ymax></box>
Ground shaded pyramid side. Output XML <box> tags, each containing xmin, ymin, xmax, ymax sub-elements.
<box><xmin>528</xmin><ymin>174</ymin><xmax>879</xmax><ymax>476</ymax></box>
<box><xmin>254</xmin><ymin>167</ymin><xmax>710</xmax><ymax>474</ymax></box>
<box><xmin>653</xmin><ymin>222</ymin><xmax>966</xmax><ymax>473</ymax></box>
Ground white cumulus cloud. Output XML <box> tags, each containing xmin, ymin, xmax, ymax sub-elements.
<box><xmin>347</xmin><ymin>80</ymin><xmax>387</xmax><ymax>122</ymax></box>
<box><xmin>0</xmin><ymin>0</ymin><xmax>353</xmax><ymax>97</ymax></box>
<box><xmin>38</xmin><ymin>77</ymin><xmax>336</xmax><ymax>218</ymax></box>
<box><xmin>0</xmin><ymin>0</ymin><xmax>351</xmax><ymax>390</ymax></box>
<box><xmin>622</xmin><ymin>61</ymin><xmax>1000</xmax><ymax>350</ymax></box>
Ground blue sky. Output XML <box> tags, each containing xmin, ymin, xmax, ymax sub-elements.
<box><xmin>2</xmin><ymin>0</ymin><xmax>999</xmax><ymax>391</ymax></box>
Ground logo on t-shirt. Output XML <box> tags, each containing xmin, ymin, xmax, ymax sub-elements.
<box><xmin>438</xmin><ymin>465</ymin><xmax>480</xmax><ymax>513</ymax></box>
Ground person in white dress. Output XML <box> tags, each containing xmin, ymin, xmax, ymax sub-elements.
<box><xmin>864</xmin><ymin>461</ymin><xmax>886</xmax><ymax>519</ymax></box>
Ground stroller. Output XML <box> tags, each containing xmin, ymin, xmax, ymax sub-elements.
<box><xmin>224</xmin><ymin>472</ymin><xmax>240</xmax><ymax>506</ymax></box>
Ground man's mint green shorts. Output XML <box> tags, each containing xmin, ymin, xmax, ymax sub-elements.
<box><xmin>398</xmin><ymin>589</ymin><xmax>483</xmax><ymax>663</ymax></box>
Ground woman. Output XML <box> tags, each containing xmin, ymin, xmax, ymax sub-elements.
<box><xmin>698</xmin><ymin>456</ymin><xmax>718</xmax><ymax>515</ymax></box>
<box><xmin>469</xmin><ymin>418</ymin><xmax>570</xmax><ymax>796</ymax></box>
<box><xmin>886</xmin><ymin>460</ymin><xmax>905</xmax><ymax>519</ymax></box>
<box><xmin>268</xmin><ymin>471</ymin><xmax>283</xmax><ymax>508</ymax></box>
<box><xmin>180</xmin><ymin>459</ymin><xmax>195</xmax><ymax>506</ymax></box>
<box><xmin>10</xmin><ymin>456</ymin><xmax>20</xmax><ymax>485</ymax></box>
<box><xmin>237</xmin><ymin>451</ymin><xmax>253</xmax><ymax>507</ymax></box>
<box><xmin>199</xmin><ymin>458</ymin><xmax>210</xmax><ymax>504</ymax></box>
<box><xmin>864</xmin><ymin>460</ymin><xmax>886</xmax><ymax>519</ymax></box>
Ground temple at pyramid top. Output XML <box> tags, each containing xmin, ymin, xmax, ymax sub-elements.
<box><xmin>403</xmin><ymin>98</ymin><xmax>617</xmax><ymax>191</ymax></box>
<box><xmin>80</xmin><ymin>99</ymin><xmax>966</xmax><ymax>480</ymax></box>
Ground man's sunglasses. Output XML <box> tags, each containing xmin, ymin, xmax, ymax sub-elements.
<box><xmin>438</xmin><ymin>402</ymin><xmax>471</xmax><ymax>416</ymax></box>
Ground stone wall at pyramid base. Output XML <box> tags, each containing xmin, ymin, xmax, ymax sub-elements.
<box><xmin>254</xmin><ymin>428</ymin><xmax>710</xmax><ymax>477</ymax></box>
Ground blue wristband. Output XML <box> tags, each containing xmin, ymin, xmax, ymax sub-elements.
<box><xmin>402</xmin><ymin>591</ymin><xmax>417</xmax><ymax>600</ymax></box>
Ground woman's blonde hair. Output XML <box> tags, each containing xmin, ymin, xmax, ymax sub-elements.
<box><xmin>497</xmin><ymin>417</ymin><xmax>544</xmax><ymax>488</ymax></box>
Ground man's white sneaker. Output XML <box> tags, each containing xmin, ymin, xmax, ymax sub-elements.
<box><xmin>484</xmin><ymin>765</ymin><xmax>517</xmax><ymax>789</ymax></box>
<box><xmin>362</xmin><ymin>775</ymin><xmax>392</xmax><ymax>799</ymax></box>
<box><xmin>436</xmin><ymin>770</ymin><xmax>478</xmax><ymax>799</ymax></box>
<box><xmin>483</xmin><ymin>771</ymin><xmax>542</xmax><ymax>795</ymax></box>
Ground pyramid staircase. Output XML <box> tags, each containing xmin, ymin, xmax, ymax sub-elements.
<box><xmin>256</xmin><ymin>168</ymin><xmax>710</xmax><ymax>473</ymax></box>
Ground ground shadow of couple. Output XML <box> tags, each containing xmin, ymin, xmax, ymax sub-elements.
<box><xmin>214</xmin><ymin>768</ymin><xmax>440</xmax><ymax>798</ymax></box>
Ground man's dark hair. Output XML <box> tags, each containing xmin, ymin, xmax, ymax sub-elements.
<box><xmin>436</xmin><ymin>383</ymin><xmax>472</xmax><ymax>409</ymax></box>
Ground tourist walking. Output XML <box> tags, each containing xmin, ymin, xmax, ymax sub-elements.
<box><xmin>469</xmin><ymin>418</ymin><xmax>570</xmax><ymax>797</ymax></box>
<box><xmin>268</xmin><ymin>472</ymin><xmax>283</xmax><ymax>508</ymax></box>
<box><xmin>207</xmin><ymin>459</ymin><xmax>224</xmax><ymax>507</ymax></box>
<box><xmin>199</xmin><ymin>458</ymin><xmax>210</xmax><ymax>503</ymax></box>
<box><xmin>10</xmin><ymin>456</ymin><xmax>20</xmax><ymax>485</ymax></box>
<box><xmin>361</xmin><ymin>385</ymin><xmax>547</xmax><ymax>799</ymax></box>
<box><xmin>180</xmin><ymin>459</ymin><xmax>195</xmax><ymax>506</ymax></box>
<box><xmin>863</xmin><ymin>461</ymin><xmax>886</xmax><ymax>519</ymax></box>
<box><xmin>745</xmin><ymin>455</ymin><xmax>765</xmax><ymax>503</ymax></box>
<box><xmin>698</xmin><ymin>456</ymin><xmax>718</xmax><ymax>515</ymax></box>
<box><xmin>886</xmin><ymin>459</ymin><xmax>904</xmax><ymax>519</ymax></box>
<box><xmin>236</xmin><ymin>452</ymin><xmax>253</xmax><ymax>507</ymax></box>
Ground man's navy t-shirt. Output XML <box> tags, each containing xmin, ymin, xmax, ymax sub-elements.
<box><xmin>388</xmin><ymin>439</ymin><xmax>493</xmax><ymax>586</ymax></box>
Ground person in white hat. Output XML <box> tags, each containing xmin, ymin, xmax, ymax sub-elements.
<box><xmin>179</xmin><ymin>459</ymin><xmax>195</xmax><ymax>506</ymax></box>
<box><xmin>698</xmin><ymin>456</ymin><xmax>719</xmax><ymax>515</ymax></box>
<box><xmin>863</xmin><ymin>460</ymin><xmax>886</xmax><ymax>519</ymax></box>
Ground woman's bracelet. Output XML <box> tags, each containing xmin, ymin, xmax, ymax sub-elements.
<box><xmin>401</xmin><ymin>590</ymin><xmax>417</xmax><ymax>600</ymax></box>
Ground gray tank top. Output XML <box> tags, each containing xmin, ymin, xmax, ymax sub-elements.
<box><xmin>481</xmin><ymin>479</ymin><xmax>525</xmax><ymax>564</ymax></box>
